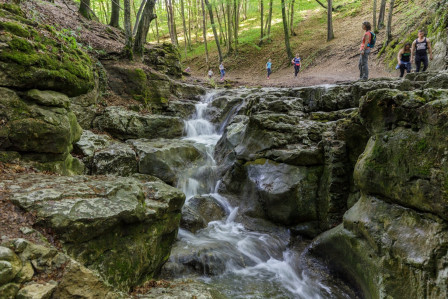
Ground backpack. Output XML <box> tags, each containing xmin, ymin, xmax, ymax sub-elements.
<box><xmin>367</xmin><ymin>31</ymin><xmax>376</xmax><ymax>48</ymax></box>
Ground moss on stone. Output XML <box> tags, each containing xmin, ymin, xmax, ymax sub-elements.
<box><xmin>0</xmin><ymin>7</ymin><xmax>95</xmax><ymax>96</ymax></box>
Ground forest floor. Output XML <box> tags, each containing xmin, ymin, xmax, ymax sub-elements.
<box><xmin>184</xmin><ymin>0</ymin><xmax>396</xmax><ymax>87</ymax></box>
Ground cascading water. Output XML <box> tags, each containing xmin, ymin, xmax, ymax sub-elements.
<box><xmin>172</xmin><ymin>91</ymin><xmax>338</xmax><ymax>298</ymax></box>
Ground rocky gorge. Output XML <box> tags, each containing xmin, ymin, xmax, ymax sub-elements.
<box><xmin>1</xmin><ymin>0</ymin><xmax>448</xmax><ymax>298</ymax></box>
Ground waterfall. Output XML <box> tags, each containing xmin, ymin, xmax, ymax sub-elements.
<box><xmin>173</xmin><ymin>91</ymin><xmax>332</xmax><ymax>298</ymax></box>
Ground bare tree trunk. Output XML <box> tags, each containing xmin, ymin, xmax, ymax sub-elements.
<box><xmin>133</xmin><ymin>0</ymin><xmax>157</xmax><ymax>56</ymax></box>
<box><xmin>79</xmin><ymin>0</ymin><xmax>95</xmax><ymax>19</ymax></box>
<box><xmin>110</xmin><ymin>0</ymin><xmax>120</xmax><ymax>28</ymax></box>
<box><xmin>201</xmin><ymin>0</ymin><xmax>209</xmax><ymax>67</ymax></box>
<box><xmin>259</xmin><ymin>0</ymin><xmax>264</xmax><ymax>45</ymax></box>
<box><xmin>188</xmin><ymin>0</ymin><xmax>192</xmax><ymax>48</ymax></box>
<box><xmin>290</xmin><ymin>0</ymin><xmax>296</xmax><ymax>36</ymax></box>
<box><xmin>226</xmin><ymin>0</ymin><xmax>233</xmax><ymax>53</ymax></box>
<box><xmin>373</xmin><ymin>0</ymin><xmax>377</xmax><ymax>32</ymax></box>
<box><xmin>385</xmin><ymin>0</ymin><xmax>395</xmax><ymax>44</ymax></box>
<box><xmin>215</xmin><ymin>6</ymin><xmax>226</xmax><ymax>45</ymax></box>
<box><xmin>155</xmin><ymin>17</ymin><xmax>160</xmax><ymax>43</ymax></box>
<box><xmin>234</xmin><ymin>0</ymin><xmax>239</xmax><ymax>53</ymax></box>
<box><xmin>195</xmin><ymin>0</ymin><xmax>200</xmax><ymax>43</ymax></box>
<box><xmin>180</xmin><ymin>0</ymin><xmax>189</xmax><ymax>57</ymax></box>
<box><xmin>314</xmin><ymin>0</ymin><xmax>327</xmax><ymax>9</ymax></box>
<box><xmin>133</xmin><ymin>0</ymin><xmax>147</xmax><ymax>35</ymax></box>
<box><xmin>378</xmin><ymin>0</ymin><xmax>387</xmax><ymax>29</ymax></box>
<box><xmin>281</xmin><ymin>0</ymin><xmax>292</xmax><ymax>59</ymax></box>
<box><xmin>171</xmin><ymin>0</ymin><xmax>179</xmax><ymax>45</ymax></box>
<box><xmin>266</xmin><ymin>0</ymin><xmax>273</xmax><ymax>41</ymax></box>
<box><xmin>327</xmin><ymin>0</ymin><xmax>334</xmax><ymax>41</ymax></box>
<box><xmin>205</xmin><ymin>0</ymin><xmax>223</xmax><ymax>62</ymax></box>
<box><xmin>123</xmin><ymin>0</ymin><xmax>133</xmax><ymax>59</ymax></box>
<box><xmin>99</xmin><ymin>0</ymin><xmax>108</xmax><ymax>23</ymax></box>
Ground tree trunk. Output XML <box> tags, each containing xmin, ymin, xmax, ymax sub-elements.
<box><xmin>327</xmin><ymin>0</ymin><xmax>334</xmax><ymax>41</ymax></box>
<box><xmin>171</xmin><ymin>0</ymin><xmax>179</xmax><ymax>45</ymax></box>
<box><xmin>110</xmin><ymin>0</ymin><xmax>120</xmax><ymax>28</ymax></box>
<box><xmin>133</xmin><ymin>0</ymin><xmax>147</xmax><ymax>35</ymax></box>
<box><xmin>79</xmin><ymin>0</ymin><xmax>94</xmax><ymax>19</ymax></box>
<box><xmin>378</xmin><ymin>0</ymin><xmax>387</xmax><ymax>29</ymax></box>
<box><xmin>215</xmin><ymin>5</ymin><xmax>226</xmax><ymax>45</ymax></box>
<box><xmin>195</xmin><ymin>0</ymin><xmax>200</xmax><ymax>43</ymax></box>
<box><xmin>205</xmin><ymin>0</ymin><xmax>223</xmax><ymax>62</ymax></box>
<box><xmin>201</xmin><ymin>0</ymin><xmax>209</xmax><ymax>67</ymax></box>
<box><xmin>259</xmin><ymin>0</ymin><xmax>264</xmax><ymax>45</ymax></box>
<box><xmin>234</xmin><ymin>0</ymin><xmax>239</xmax><ymax>53</ymax></box>
<box><xmin>373</xmin><ymin>0</ymin><xmax>377</xmax><ymax>32</ymax></box>
<box><xmin>226</xmin><ymin>0</ymin><xmax>233</xmax><ymax>53</ymax></box>
<box><xmin>180</xmin><ymin>0</ymin><xmax>189</xmax><ymax>58</ymax></box>
<box><xmin>123</xmin><ymin>0</ymin><xmax>133</xmax><ymax>59</ymax></box>
<box><xmin>133</xmin><ymin>0</ymin><xmax>157</xmax><ymax>56</ymax></box>
<box><xmin>155</xmin><ymin>17</ymin><xmax>160</xmax><ymax>43</ymax></box>
<box><xmin>385</xmin><ymin>0</ymin><xmax>395</xmax><ymax>44</ymax></box>
<box><xmin>290</xmin><ymin>0</ymin><xmax>296</xmax><ymax>36</ymax></box>
<box><xmin>188</xmin><ymin>0</ymin><xmax>192</xmax><ymax>49</ymax></box>
<box><xmin>266</xmin><ymin>0</ymin><xmax>273</xmax><ymax>41</ymax></box>
<box><xmin>281</xmin><ymin>0</ymin><xmax>292</xmax><ymax>59</ymax></box>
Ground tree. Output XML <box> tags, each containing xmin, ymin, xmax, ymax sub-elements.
<box><xmin>79</xmin><ymin>0</ymin><xmax>95</xmax><ymax>19</ymax></box>
<box><xmin>123</xmin><ymin>0</ymin><xmax>133</xmax><ymax>59</ymax></box>
<box><xmin>133</xmin><ymin>0</ymin><xmax>157</xmax><ymax>56</ymax></box>
<box><xmin>201</xmin><ymin>0</ymin><xmax>209</xmax><ymax>66</ymax></box>
<box><xmin>290</xmin><ymin>0</ymin><xmax>296</xmax><ymax>36</ymax></box>
<box><xmin>378</xmin><ymin>0</ymin><xmax>387</xmax><ymax>29</ymax></box>
<box><xmin>327</xmin><ymin>0</ymin><xmax>334</xmax><ymax>41</ymax></box>
<box><xmin>226</xmin><ymin>0</ymin><xmax>233</xmax><ymax>53</ymax></box>
<box><xmin>373</xmin><ymin>0</ymin><xmax>377</xmax><ymax>32</ymax></box>
<box><xmin>234</xmin><ymin>0</ymin><xmax>240</xmax><ymax>52</ymax></box>
<box><xmin>259</xmin><ymin>0</ymin><xmax>264</xmax><ymax>45</ymax></box>
<box><xmin>180</xmin><ymin>0</ymin><xmax>190</xmax><ymax>57</ymax></box>
<box><xmin>110</xmin><ymin>0</ymin><xmax>120</xmax><ymax>28</ymax></box>
<box><xmin>281</xmin><ymin>0</ymin><xmax>292</xmax><ymax>59</ymax></box>
<box><xmin>385</xmin><ymin>0</ymin><xmax>395</xmax><ymax>44</ymax></box>
<box><xmin>205</xmin><ymin>0</ymin><xmax>223</xmax><ymax>62</ymax></box>
<box><xmin>266</xmin><ymin>0</ymin><xmax>273</xmax><ymax>41</ymax></box>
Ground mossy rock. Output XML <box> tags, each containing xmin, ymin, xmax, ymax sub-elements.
<box><xmin>0</xmin><ymin>6</ymin><xmax>94</xmax><ymax>96</ymax></box>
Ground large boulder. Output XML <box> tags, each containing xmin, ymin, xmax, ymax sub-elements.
<box><xmin>91</xmin><ymin>142</ymin><xmax>138</xmax><ymax>176</ymax></box>
<box><xmin>3</xmin><ymin>173</ymin><xmax>185</xmax><ymax>291</ymax></box>
<box><xmin>181</xmin><ymin>195</ymin><xmax>227</xmax><ymax>233</ymax></box>
<box><xmin>93</xmin><ymin>106</ymin><xmax>184</xmax><ymax>140</ymax></box>
<box><xmin>0</xmin><ymin>5</ymin><xmax>94</xmax><ymax>96</ymax></box>
<box><xmin>308</xmin><ymin>80</ymin><xmax>448</xmax><ymax>298</ymax></box>
<box><xmin>128</xmin><ymin>138</ymin><xmax>203</xmax><ymax>185</ymax></box>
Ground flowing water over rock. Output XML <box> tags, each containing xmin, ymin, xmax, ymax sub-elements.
<box><xmin>167</xmin><ymin>91</ymin><xmax>353</xmax><ymax>298</ymax></box>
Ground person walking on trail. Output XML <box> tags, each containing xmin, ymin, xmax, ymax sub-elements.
<box><xmin>291</xmin><ymin>54</ymin><xmax>301</xmax><ymax>78</ymax></box>
<box><xmin>359</xmin><ymin>21</ymin><xmax>375</xmax><ymax>81</ymax></box>
<box><xmin>397</xmin><ymin>43</ymin><xmax>412</xmax><ymax>77</ymax></box>
<box><xmin>219</xmin><ymin>62</ymin><xmax>225</xmax><ymax>81</ymax></box>
<box><xmin>208</xmin><ymin>69</ymin><xmax>214</xmax><ymax>79</ymax></box>
<box><xmin>266</xmin><ymin>59</ymin><xmax>272</xmax><ymax>79</ymax></box>
<box><xmin>411</xmin><ymin>30</ymin><xmax>433</xmax><ymax>72</ymax></box>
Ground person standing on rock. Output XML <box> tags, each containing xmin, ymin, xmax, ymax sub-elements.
<box><xmin>291</xmin><ymin>54</ymin><xmax>301</xmax><ymax>78</ymax></box>
<box><xmin>359</xmin><ymin>21</ymin><xmax>374</xmax><ymax>81</ymax></box>
<box><xmin>219</xmin><ymin>62</ymin><xmax>225</xmax><ymax>81</ymax></box>
<box><xmin>266</xmin><ymin>59</ymin><xmax>272</xmax><ymax>79</ymax></box>
<box><xmin>208</xmin><ymin>69</ymin><xmax>214</xmax><ymax>79</ymax></box>
<box><xmin>411</xmin><ymin>30</ymin><xmax>433</xmax><ymax>72</ymax></box>
<box><xmin>397</xmin><ymin>43</ymin><xmax>412</xmax><ymax>77</ymax></box>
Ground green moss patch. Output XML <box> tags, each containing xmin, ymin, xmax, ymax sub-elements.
<box><xmin>0</xmin><ymin>6</ymin><xmax>95</xmax><ymax>96</ymax></box>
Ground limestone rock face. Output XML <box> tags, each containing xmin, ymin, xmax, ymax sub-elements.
<box><xmin>308</xmin><ymin>79</ymin><xmax>448</xmax><ymax>298</ymax></box>
<box><xmin>16</xmin><ymin>281</ymin><xmax>58</xmax><ymax>299</ymax></box>
<box><xmin>93</xmin><ymin>106</ymin><xmax>184</xmax><ymax>140</ymax></box>
<box><xmin>128</xmin><ymin>138</ymin><xmax>203</xmax><ymax>185</ymax></box>
<box><xmin>91</xmin><ymin>142</ymin><xmax>138</xmax><ymax>176</ymax></box>
<box><xmin>3</xmin><ymin>174</ymin><xmax>185</xmax><ymax>291</ymax></box>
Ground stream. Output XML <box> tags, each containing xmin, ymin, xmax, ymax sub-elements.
<box><xmin>168</xmin><ymin>91</ymin><xmax>351</xmax><ymax>298</ymax></box>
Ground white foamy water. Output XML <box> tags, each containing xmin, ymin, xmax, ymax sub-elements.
<box><xmin>174</xmin><ymin>91</ymin><xmax>332</xmax><ymax>298</ymax></box>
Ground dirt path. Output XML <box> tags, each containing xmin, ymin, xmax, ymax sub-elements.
<box><xmin>187</xmin><ymin>2</ymin><xmax>397</xmax><ymax>87</ymax></box>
